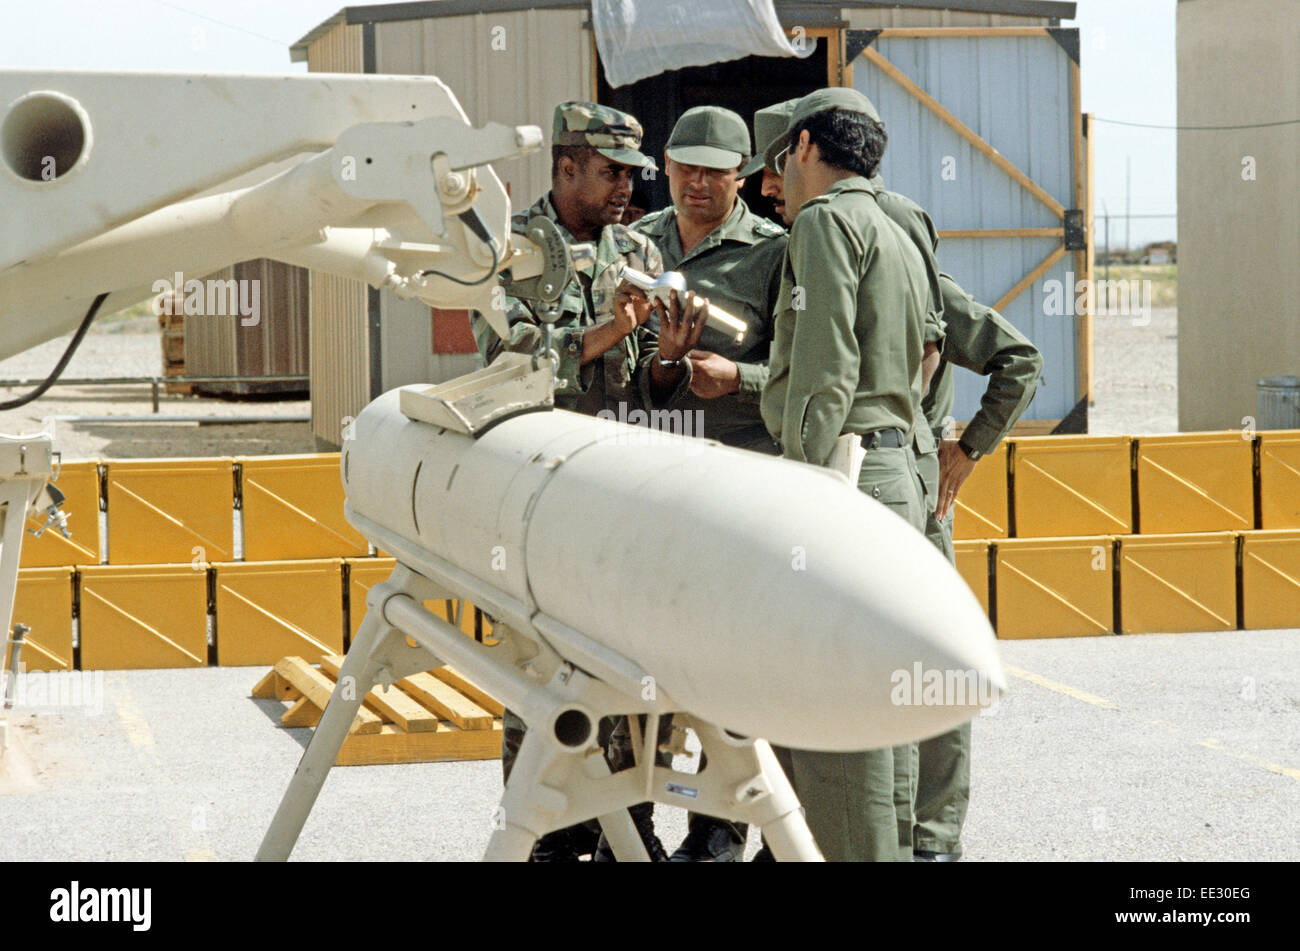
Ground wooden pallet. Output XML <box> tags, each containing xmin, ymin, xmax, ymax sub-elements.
<box><xmin>252</xmin><ymin>654</ymin><xmax>504</xmax><ymax>766</ymax></box>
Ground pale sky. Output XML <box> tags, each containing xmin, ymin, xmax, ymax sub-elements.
<box><xmin>1</xmin><ymin>0</ymin><xmax>1178</xmax><ymax>246</ymax></box>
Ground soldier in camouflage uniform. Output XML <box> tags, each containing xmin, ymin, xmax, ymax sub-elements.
<box><xmin>474</xmin><ymin>101</ymin><xmax>705</xmax><ymax>862</ymax></box>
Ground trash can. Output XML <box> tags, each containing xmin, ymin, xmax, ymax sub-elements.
<box><xmin>1257</xmin><ymin>375</ymin><xmax>1300</xmax><ymax>430</ymax></box>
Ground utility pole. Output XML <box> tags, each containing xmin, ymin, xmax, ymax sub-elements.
<box><xmin>1125</xmin><ymin>155</ymin><xmax>1132</xmax><ymax>258</ymax></box>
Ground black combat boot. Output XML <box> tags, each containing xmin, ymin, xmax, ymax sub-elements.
<box><xmin>528</xmin><ymin>823</ymin><xmax>600</xmax><ymax>862</ymax></box>
<box><xmin>668</xmin><ymin>814</ymin><xmax>746</xmax><ymax>862</ymax></box>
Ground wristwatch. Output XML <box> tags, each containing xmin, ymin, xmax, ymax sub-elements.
<box><xmin>656</xmin><ymin>353</ymin><xmax>685</xmax><ymax>369</ymax></box>
<box><xmin>957</xmin><ymin>437</ymin><xmax>982</xmax><ymax>461</ymax></box>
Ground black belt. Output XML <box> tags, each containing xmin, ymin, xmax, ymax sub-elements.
<box><xmin>858</xmin><ymin>428</ymin><xmax>906</xmax><ymax>450</ymax></box>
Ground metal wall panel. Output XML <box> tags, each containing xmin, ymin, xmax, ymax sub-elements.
<box><xmin>375</xmin><ymin>9</ymin><xmax>592</xmax><ymax>207</ymax></box>
<box><xmin>852</xmin><ymin>32</ymin><xmax>1078</xmax><ymax>423</ymax></box>
<box><xmin>306</xmin><ymin>21</ymin><xmax>363</xmax><ymax>73</ymax></box>
<box><xmin>309</xmin><ymin>271</ymin><xmax>370</xmax><ymax>447</ymax></box>
<box><xmin>1177</xmin><ymin>0</ymin><xmax>1300</xmax><ymax>431</ymax></box>
<box><xmin>186</xmin><ymin>260</ymin><xmax>310</xmax><ymax>394</ymax></box>
<box><xmin>306</xmin><ymin>23</ymin><xmax>371</xmax><ymax>448</ymax></box>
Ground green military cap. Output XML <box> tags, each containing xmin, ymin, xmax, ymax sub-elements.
<box><xmin>552</xmin><ymin>100</ymin><xmax>653</xmax><ymax>168</ymax></box>
<box><xmin>761</xmin><ymin>87</ymin><xmax>884</xmax><ymax>174</ymax></box>
<box><xmin>739</xmin><ymin>99</ymin><xmax>798</xmax><ymax>177</ymax></box>
<box><xmin>665</xmin><ymin>106</ymin><xmax>751</xmax><ymax>171</ymax></box>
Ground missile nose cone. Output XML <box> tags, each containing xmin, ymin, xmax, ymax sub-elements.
<box><xmin>524</xmin><ymin>436</ymin><xmax>1004</xmax><ymax>751</ymax></box>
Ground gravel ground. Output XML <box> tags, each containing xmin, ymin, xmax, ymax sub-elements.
<box><xmin>1088</xmin><ymin>307</ymin><xmax>1179</xmax><ymax>436</ymax></box>
<box><xmin>0</xmin><ymin>303</ymin><xmax>1179</xmax><ymax>463</ymax></box>
<box><xmin>0</xmin><ymin>319</ymin><xmax>314</xmax><ymax>460</ymax></box>
<box><xmin>0</xmin><ymin>628</ymin><xmax>1293</xmax><ymax>862</ymax></box>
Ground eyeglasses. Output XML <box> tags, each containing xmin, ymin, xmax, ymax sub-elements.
<box><xmin>773</xmin><ymin>145</ymin><xmax>790</xmax><ymax>177</ymax></box>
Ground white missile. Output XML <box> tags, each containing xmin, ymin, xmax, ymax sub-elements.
<box><xmin>343</xmin><ymin>390</ymin><xmax>1005</xmax><ymax>752</ymax></box>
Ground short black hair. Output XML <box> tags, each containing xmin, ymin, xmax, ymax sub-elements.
<box><xmin>788</xmin><ymin>109</ymin><xmax>887</xmax><ymax>179</ymax></box>
<box><xmin>551</xmin><ymin>144</ymin><xmax>596</xmax><ymax>181</ymax></box>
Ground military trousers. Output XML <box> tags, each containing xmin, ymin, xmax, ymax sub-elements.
<box><xmin>774</xmin><ymin>442</ymin><xmax>928</xmax><ymax>861</ymax></box>
<box><xmin>912</xmin><ymin>495</ymin><xmax>970</xmax><ymax>855</ymax></box>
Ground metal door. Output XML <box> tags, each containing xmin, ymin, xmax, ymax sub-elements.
<box><xmin>848</xmin><ymin>27</ymin><xmax>1089</xmax><ymax>430</ymax></box>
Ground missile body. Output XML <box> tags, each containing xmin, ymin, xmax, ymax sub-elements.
<box><xmin>344</xmin><ymin>390</ymin><xmax>1004</xmax><ymax>752</ymax></box>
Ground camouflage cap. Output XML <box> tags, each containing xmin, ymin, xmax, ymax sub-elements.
<box><xmin>761</xmin><ymin>88</ymin><xmax>884</xmax><ymax>175</ymax></box>
<box><xmin>739</xmin><ymin>98</ymin><xmax>798</xmax><ymax>177</ymax></box>
<box><xmin>552</xmin><ymin>100</ymin><xmax>653</xmax><ymax>168</ymax></box>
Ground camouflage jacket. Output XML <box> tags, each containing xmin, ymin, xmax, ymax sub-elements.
<box><xmin>473</xmin><ymin>192</ymin><xmax>674</xmax><ymax>416</ymax></box>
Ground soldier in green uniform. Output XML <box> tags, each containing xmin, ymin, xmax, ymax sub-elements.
<box><xmin>753</xmin><ymin>96</ymin><xmax>940</xmax><ymax>862</ymax></box>
<box><xmin>912</xmin><ymin>275</ymin><xmax>1042</xmax><ymax>861</ymax></box>
<box><xmin>759</xmin><ymin>88</ymin><xmax>933</xmax><ymax>862</ymax></box>
<box><xmin>756</xmin><ymin>96</ymin><xmax>1043</xmax><ymax>862</ymax></box>
<box><xmin>626</xmin><ymin>106</ymin><xmax>787</xmax><ymax>861</ymax></box>
<box><xmin>473</xmin><ymin>101</ymin><xmax>706</xmax><ymax>862</ymax></box>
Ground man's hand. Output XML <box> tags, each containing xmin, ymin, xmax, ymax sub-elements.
<box><xmin>656</xmin><ymin>290</ymin><xmax>709</xmax><ymax>361</ymax></box>
<box><xmin>613</xmin><ymin>280</ymin><xmax>655</xmax><ymax>336</ymax></box>
<box><xmin>936</xmin><ymin>438</ymin><xmax>979</xmax><ymax>520</ymax></box>
<box><xmin>687</xmin><ymin>350</ymin><xmax>740</xmax><ymax>398</ymax></box>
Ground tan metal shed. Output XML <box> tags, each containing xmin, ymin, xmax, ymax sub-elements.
<box><xmin>292</xmin><ymin>0</ymin><xmax>1079</xmax><ymax>447</ymax></box>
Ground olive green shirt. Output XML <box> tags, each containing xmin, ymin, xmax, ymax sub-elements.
<box><xmin>632</xmin><ymin>198</ymin><xmax>787</xmax><ymax>450</ymax></box>
<box><xmin>473</xmin><ymin>192</ymin><xmax>680</xmax><ymax>415</ymax></box>
<box><xmin>868</xmin><ymin>179</ymin><xmax>1044</xmax><ymax>455</ymax></box>
<box><xmin>761</xmin><ymin>176</ymin><xmax>931</xmax><ymax>467</ymax></box>
<box><xmin>923</xmin><ymin>274</ymin><xmax>1043</xmax><ymax>454</ymax></box>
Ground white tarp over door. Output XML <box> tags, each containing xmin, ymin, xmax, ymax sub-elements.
<box><xmin>591</xmin><ymin>0</ymin><xmax>814</xmax><ymax>88</ymax></box>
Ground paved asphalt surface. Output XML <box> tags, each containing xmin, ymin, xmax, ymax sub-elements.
<box><xmin>1</xmin><ymin>627</ymin><xmax>1294</xmax><ymax>862</ymax></box>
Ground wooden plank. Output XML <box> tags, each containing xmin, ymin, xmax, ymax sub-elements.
<box><xmin>878</xmin><ymin>27</ymin><xmax>1049</xmax><ymax>39</ymax></box>
<box><xmin>430</xmin><ymin>666</ymin><xmax>505</xmax><ymax>717</ymax></box>
<box><xmin>281</xmin><ymin>696</ymin><xmax>321</xmax><ymax>728</ymax></box>
<box><xmin>251</xmin><ymin>669</ymin><xmax>277</xmax><ymax>699</ymax></box>
<box><xmin>994</xmin><ymin>245</ymin><xmax>1067</xmax><ymax>314</ymax></box>
<box><xmin>938</xmin><ymin>228</ymin><xmax>1064</xmax><ymax>240</ymax></box>
<box><xmin>251</xmin><ymin>669</ymin><xmax>301</xmax><ymax>702</ymax></box>
<box><xmin>273</xmin><ymin>655</ymin><xmax>382</xmax><ymax>735</ymax></box>
<box><xmin>861</xmin><ymin>46</ymin><xmax>1065</xmax><ymax>219</ymax></box>
<box><xmin>399</xmin><ymin>671</ymin><xmax>496</xmax><ymax>730</ymax></box>
<box><xmin>336</xmin><ymin>722</ymin><xmax>503</xmax><ymax>767</ymax></box>
<box><xmin>320</xmin><ymin>655</ymin><xmax>440</xmax><ymax>733</ymax></box>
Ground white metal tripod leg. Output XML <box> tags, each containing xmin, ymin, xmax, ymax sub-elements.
<box><xmin>484</xmin><ymin>717</ymin><xmax>648</xmax><ymax>862</ymax></box>
<box><xmin>256</xmin><ymin>609</ymin><xmax>397</xmax><ymax>861</ymax></box>
<box><xmin>669</xmin><ymin>720</ymin><xmax>824</xmax><ymax>862</ymax></box>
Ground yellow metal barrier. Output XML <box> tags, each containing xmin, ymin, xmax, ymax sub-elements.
<box><xmin>1136</xmin><ymin>433</ymin><xmax>1253</xmax><ymax>534</ymax></box>
<box><xmin>1259</xmin><ymin>432</ymin><xmax>1300</xmax><ymax>529</ymax></box>
<box><xmin>21</xmin><ymin>461</ymin><xmax>100</xmax><ymax>568</ymax></box>
<box><xmin>1117</xmin><ymin>533</ymin><xmax>1236</xmax><ymax>634</ymax></box>
<box><xmin>346</xmin><ymin>558</ymin><xmax>485</xmax><ymax>640</ymax></box>
<box><xmin>79</xmin><ymin>565</ymin><xmax>209</xmax><ymax>669</ymax></box>
<box><xmin>214</xmin><ymin>559</ymin><xmax>343</xmax><ymax>666</ymax></box>
<box><xmin>106</xmin><ymin>459</ymin><xmax>235</xmax><ymax>564</ymax></box>
<box><xmin>952</xmin><ymin>443</ymin><xmax>1008</xmax><ymax>540</ymax></box>
<box><xmin>1240</xmin><ymin>530</ymin><xmax>1300</xmax><ymax>630</ymax></box>
<box><xmin>952</xmin><ymin>540</ymin><xmax>990</xmax><ymax>617</ymax></box>
<box><xmin>995</xmin><ymin>537</ymin><xmax>1114</xmax><ymax>638</ymax></box>
<box><xmin>1011</xmin><ymin>435</ymin><xmax>1132</xmax><ymax>537</ymax></box>
<box><xmin>240</xmin><ymin>455</ymin><xmax>367</xmax><ymax>561</ymax></box>
<box><xmin>11</xmin><ymin>568</ymin><xmax>74</xmax><ymax>671</ymax></box>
